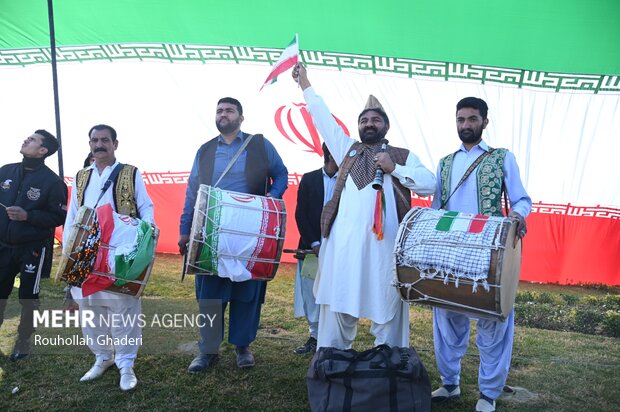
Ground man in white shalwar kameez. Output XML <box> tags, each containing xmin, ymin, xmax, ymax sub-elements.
<box><xmin>63</xmin><ymin>124</ymin><xmax>154</xmax><ymax>391</ymax></box>
<box><xmin>292</xmin><ymin>64</ymin><xmax>436</xmax><ymax>350</ymax></box>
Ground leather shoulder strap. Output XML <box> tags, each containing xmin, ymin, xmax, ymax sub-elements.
<box><xmin>440</xmin><ymin>148</ymin><xmax>494</xmax><ymax>209</ymax></box>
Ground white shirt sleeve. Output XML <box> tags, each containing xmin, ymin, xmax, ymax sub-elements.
<box><xmin>391</xmin><ymin>153</ymin><xmax>436</xmax><ymax>196</ymax></box>
<box><xmin>62</xmin><ymin>176</ymin><xmax>79</xmax><ymax>246</ymax></box>
<box><xmin>134</xmin><ymin>169</ymin><xmax>155</xmax><ymax>224</ymax></box>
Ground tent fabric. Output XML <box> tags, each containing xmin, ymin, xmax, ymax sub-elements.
<box><xmin>1</xmin><ymin>1</ymin><xmax>619</xmax><ymax>285</ymax></box>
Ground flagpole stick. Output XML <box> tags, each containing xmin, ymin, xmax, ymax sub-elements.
<box><xmin>296</xmin><ymin>32</ymin><xmax>301</xmax><ymax>88</ymax></box>
<box><xmin>0</xmin><ymin>202</ymin><xmax>8</xmax><ymax>209</ymax></box>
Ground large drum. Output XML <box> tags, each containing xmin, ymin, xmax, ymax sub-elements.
<box><xmin>393</xmin><ymin>207</ymin><xmax>521</xmax><ymax>320</ymax></box>
<box><xmin>56</xmin><ymin>205</ymin><xmax>159</xmax><ymax>297</ymax></box>
<box><xmin>185</xmin><ymin>184</ymin><xmax>286</xmax><ymax>281</ymax></box>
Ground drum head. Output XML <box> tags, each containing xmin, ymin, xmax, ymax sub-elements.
<box><xmin>499</xmin><ymin>220</ymin><xmax>522</xmax><ymax>318</ymax></box>
<box><xmin>186</xmin><ymin>184</ymin><xmax>209</xmax><ymax>274</ymax></box>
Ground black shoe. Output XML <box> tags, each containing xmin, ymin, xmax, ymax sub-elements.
<box><xmin>235</xmin><ymin>346</ymin><xmax>255</xmax><ymax>368</ymax></box>
<box><xmin>293</xmin><ymin>336</ymin><xmax>317</xmax><ymax>355</ymax></box>
<box><xmin>187</xmin><ymin>354</ymin><xmax>219</xmax><ymax>373</ymax></box>
<box><xmin>10</xmin><ymin>339</ymin><xmax>31</xmax><ymax>362</ymax></box>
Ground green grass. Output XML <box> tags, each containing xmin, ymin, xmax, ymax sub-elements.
<box><xmin>1</xmin><ymin>252</ymin><xmax>619</xmax><ymax>411</ymax></box>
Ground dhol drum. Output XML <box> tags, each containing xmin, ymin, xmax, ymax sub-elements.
<box><xmin>185</xmin><ymin>184</ymin><xmax>287</xmax><ymax>281</ymax></box>
<box><xmin>393</xmin><ymin>207</ymin><xmax>521</xmax><ymax>320</ymax></box>
<box><xmin>56</xmin><ymin>205</ymin><xmax>159</xmax><ymax>297</ymax></box>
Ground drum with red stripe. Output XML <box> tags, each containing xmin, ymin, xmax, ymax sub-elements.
<box><xmin>186</xmin><ymin>184</ymin><xmax>287</xmax><ymax>281</ymax></box>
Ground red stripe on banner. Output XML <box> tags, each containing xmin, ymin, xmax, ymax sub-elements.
<box><xmin>468</xmin><ymin>214</ymin><xmax>489</xmax><ymax>233</ymax></box>
<box><xmin>522</xmin><ymin>212</ymin><xmax>620</xmax><ymax>285</ymax></box>
<box><xmin>250</xmin><ymin>197</ymin><xmax>284</xmax><ymax>279</ymax></box>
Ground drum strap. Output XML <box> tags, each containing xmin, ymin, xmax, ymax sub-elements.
<box><xmin>440</xmin><ymin>149</ymin><xmax>495</xmax><ymax>209</ymax></box>
<box><xmin>213</xmin><ymin>134</ymin><xmax>255</xmax><ymax>187</ymax></box>
<box><xmin>94</xmin><ymin>163</ymin><xmax>124</xmax><ymax>208</ymax></box>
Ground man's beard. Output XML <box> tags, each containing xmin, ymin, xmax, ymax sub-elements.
<box><xmin>216</xmin><ymin>118</ymin><xmax>241</xmax><ymax>134</ymax></box>
<box><xmin>458</xmin><ymin>126</ymin><xmax>484</xmax><ymax>144</ymax></box>
<box><xmin>359</xmin><ymin>126</ymin><xmax>387</xmax><ymax>144</ymax></box>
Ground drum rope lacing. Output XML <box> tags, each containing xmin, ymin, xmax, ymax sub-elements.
<box><xmin>186</xmin><ymin>185</ymin><xmax>286</xmax><ymax>278</ymax></box>
<box><xmin>394</xmin><ymin>208</ymin><xmax>509</xmax><ymax>293</ymax></box>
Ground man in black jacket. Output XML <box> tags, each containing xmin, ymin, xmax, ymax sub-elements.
<box><xmin>0</xmin><ymin>130</ymin><xmax>68</xmax><ymax>360</ymax></box>
<box><xmin>293</xmin><ymin>143</ymin><xmax>338</xmax><ymax>354</ymax></box>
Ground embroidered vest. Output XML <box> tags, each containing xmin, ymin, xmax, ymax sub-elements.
<box><xmin>321</xmin><ymin>142</ymin><xmax>411</xmax><ymax>238</ymax></box>
<box><xmin>439</xmin><ymin>148</ymin><xmax>507</xmax><ymax>216</ymax></box>
<box><xmin>76</xmin><ymin>164</ymin><xmax>139</xmax><ymax>218</ymax></box>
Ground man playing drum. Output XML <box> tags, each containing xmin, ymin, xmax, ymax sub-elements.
<box><xmin>292</xmin><ymin>64</ymin><xmax>436</xmax><ymax>350</ymax></box>
<box><xmin>178</xmin><ymin>97</ymin><xmax>288</xmax><ymax>372</ymax></box>
<box><xmin>430</xmin><ymin>97</ymin><xmax>531</xmax><ymax>412</ymax></box>
<box><xmin>63</xmin><ymin>124</ymin><xmax>154</xmax><ymax>391</ymax></box>
<box><xmin>292</xmin><ymin>143</ymin><xmax>338</xmax><ymax>355</ymax></box>
<box><xmin>0</xmin><ymin>130</ymin><xmax>67</xmax><ymax>361</ymax></box>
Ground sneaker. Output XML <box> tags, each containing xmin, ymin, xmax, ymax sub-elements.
<box><xmin>293</xmin><ymin>336</ymin><xmax>317</xmax><ymax>355</ymax></box>
<box><xmin>235</xmin><ymin>346</ymin><xmax>255</xmax><ymax>368</ymax></box>
<box><xmin>475</xmin><ymin>397</ymin><xmax>496</xmax><ymax>412</ymax></box>
<box><xmin>80</xmin><ymin>358</ymin><xmax>115</xmax><ymax>382</ymax></box>
<box><xmin>187</xmin><ymin>354</ymin><xmax>219</xmax><ymax>373</ymax></box>
<box><xmin>120</xmin><ymin>367</ymin><xmax>138</xmax><ymax>391</ymax></box>
<box><xmin>431</xmin><ymin>385</ymin><xmax>461</xmax><ymax>403</ymax></box>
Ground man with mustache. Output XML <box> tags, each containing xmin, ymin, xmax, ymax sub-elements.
<box><xmin>179</xmin><ymin>97</ymin><xmax>288</xmax><ymax>372</ymax></box>
<box><xmin>292</xmin><ymin>64</ymin><xmax>436</xmax><ymax>350</ymax></box>
<box><xmin>0</xmin><ymin>130</ymin><xmax>67</xmax><ymax>361</ymax></box>
<box><xmin>429</xmin><ymin>97</ymin><xmax>531</xmax><ymax>412</ymax></box>
<box><xmin>64</xmin><ymin>124</ymin><xmax>154</xmax><ymax>391</ymax></box>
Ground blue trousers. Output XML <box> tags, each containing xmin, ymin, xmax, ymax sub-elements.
<box><xmin>433</xmin><ymin>308</ymin><xmax>515</xmax><ymax>400</ymax></box>
<box><xmin>196</xmin><ymin>275</ymin><xmax>265</xmax><ymax>354</ymax></box>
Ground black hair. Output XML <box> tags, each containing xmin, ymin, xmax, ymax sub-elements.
<box><xmin>83</xmin><ymin>152</ymin><xmax>94</xmax><ymax>168</ymax></box>
<box><xmin>322</xmin><ymin>142</ymin><xmax>332</xmax><ymax>164</ymax></box>
<box><xmin>217</xmin><ymin>97</ymin><xmax>243</xmax><ymax>116</ymax></box>
<box><xmin>358</xmin><ymin>108</ymin><xmax>390</xmax><ymax>126</ymax></box>
<box><xmin>34</xmin><ymin>129</ymin><xmax>59</xmax><ymax>157</ymax></box>
<box><xmin>88</xmin><ymin>124</ymin><xmax>117</xmax><ymax>141</ymax></box>
<box><xmin>456</xmin><ymin>97</ymin><xmax>489</xmax><ymax>119</ymax></box>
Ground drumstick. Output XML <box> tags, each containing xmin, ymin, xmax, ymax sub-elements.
<box><xmin>0</xmin><ymin>202</ymin><xmax>8</xmax><ymax>209</ymax></box>
<box><xmin>283</xmin><ymin>248</ymin><xmax>314</xmax><ymax>255</ymax></box>
<box><xmin>180</xmin><ymin>252</ymin><xmax>188</xmax><ymax>282</ymax></box>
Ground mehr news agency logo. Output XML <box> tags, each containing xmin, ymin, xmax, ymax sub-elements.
<box><xmin>31</xmin><ymin>308</ymin><xmax>217</xmax><ymax>347</ymax></box>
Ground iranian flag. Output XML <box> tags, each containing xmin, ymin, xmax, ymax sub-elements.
<box><xmin>435</xmin><ymin>211</ymin><xmax>490</xmax><ymax>233</ymax></box>
<box><xmin>81</xmin><ymin>204</ymin><xmax>154</xmax><ymax>297</ymax></box>
<box><xmin>259</xmin><ymin>34</ymin><xmax>299</xmax><ymax>90</ymax></box>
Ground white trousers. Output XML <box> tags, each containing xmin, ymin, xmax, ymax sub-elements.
<box><xmin>293</xmin><ymin>260</ymin><xmax>319</xmax><ymax>338</ymax></box>
<box><xmin>73</xmin><ymin>290</ymin><xmax>142</xmax><ymax>369</ymax></box>
<box><xmin>317</xmin><ymin>302</ymin><xmax>409</xmax><ymax>350</ymax></box>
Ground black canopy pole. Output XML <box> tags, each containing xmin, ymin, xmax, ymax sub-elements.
<box><xmin>47</xmin><ymin>0</ymin><xmax>64</xmax><ymax>178</ymax></box>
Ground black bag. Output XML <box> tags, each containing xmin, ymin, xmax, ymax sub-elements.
<box><xmin>307</xmin><ymin>344</ymin><xmax>431</xmax><ymax>412</ymax></box>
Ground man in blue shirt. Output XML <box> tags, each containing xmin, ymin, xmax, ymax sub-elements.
<box><xmin>179</xmin><ymin>97</ymin><xmax>288</xmax><ymax>372</ymax></box>
<box><xmin>430</xmin><ymin>97</ymin><xmax>531</xmax><ymax>412</ymax></box>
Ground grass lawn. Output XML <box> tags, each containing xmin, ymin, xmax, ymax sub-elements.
<box><xmin>1</xmin><ymin>252</ymin><xmax>618</xmax><ymax>411</ymax></box>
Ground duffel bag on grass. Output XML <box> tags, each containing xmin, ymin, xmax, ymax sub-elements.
<box><xmin>307</xmin><ymin>344</ymin><xmax>431</xmax><ymax>412</ymax></box>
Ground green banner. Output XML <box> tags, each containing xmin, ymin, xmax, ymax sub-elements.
<box><xmin>1</xmin><ymin>0</ymin><xmax>619</xmax><ymax>75</ymax></box>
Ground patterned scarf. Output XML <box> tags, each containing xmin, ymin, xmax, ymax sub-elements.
<box><xmin>349</xmin><ymin>144</ymin><xmax>382</xmax><ymax>190</ymax></box>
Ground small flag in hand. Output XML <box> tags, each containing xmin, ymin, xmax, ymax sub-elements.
<box><xmin>260</xmin><ymin>34</ymin><xmax>299</xmax><ymax>91</ymax></box>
